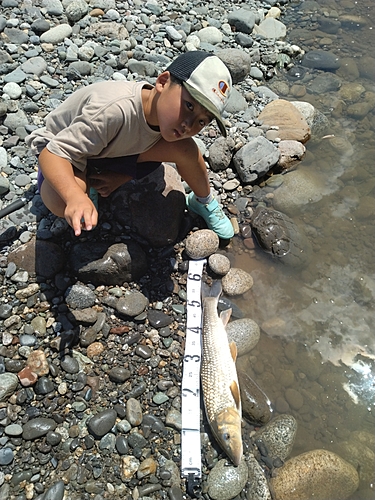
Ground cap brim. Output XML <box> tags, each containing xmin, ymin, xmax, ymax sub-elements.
<box><xmin>183</xmin><ymin>81</ymin><xmax>227</xmax><ymax>137</ymax></box>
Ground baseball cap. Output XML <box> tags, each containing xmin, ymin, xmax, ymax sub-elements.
<box><xmin>166</xmin><ymin>51</ymin><xmax>232</xmax><ymax>137</ymax></box>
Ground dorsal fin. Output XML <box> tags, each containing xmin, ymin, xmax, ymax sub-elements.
<box><xmin>229</xmin><ymin>341</ymin><xmax>237</xmax><ymax>361</ymax></box>
<box><xmin>220</xmin><ymin>308</ymin><xmax>232</xmax><ymax>328</ymax></box>
<box><xmin>230</xmin><ymin>380</ymin><xmax>241</xmax><ymax>410</ymax></box>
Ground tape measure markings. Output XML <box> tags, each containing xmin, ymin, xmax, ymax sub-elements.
<box><xmin>181</xmin><ymin>259</ymin><xmax>205</xmax><ymax>484</ymax></box>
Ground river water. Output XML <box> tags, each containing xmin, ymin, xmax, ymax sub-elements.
<box><xmin>232</xmin><ymin>0</ymin><xmax>375</xmax><ymax>498</ymax></box>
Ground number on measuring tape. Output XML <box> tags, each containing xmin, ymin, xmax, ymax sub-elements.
<box><xmin>187</xmin><ymin>327</ymin><xmax>201</xmax><ymax>335</ymax></box>
<box><xmin>187</xmin><ymin>272</ymin><xmax>201</xmax><ymax>281</ymax></box>
<box><xmin>184</xmin><ymin>354</ymin><xmax>200</xmax><ymax>362</ymax></box>
<box><xmin>187</xmin><ymin>300</ymin><xmax>201</xmax><ymax>308</ymax></box>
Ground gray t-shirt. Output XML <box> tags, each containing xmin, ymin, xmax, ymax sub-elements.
<box><xmin>26</xmin><ymin>80</ymin><xmax>162</xmax><ymax>172</ymax></box>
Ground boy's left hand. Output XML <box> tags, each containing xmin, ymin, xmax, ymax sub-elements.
<box><xmin>89</xmin><ymin>171</ymin><xmax>133</xmax><ymax>197</ymax></box>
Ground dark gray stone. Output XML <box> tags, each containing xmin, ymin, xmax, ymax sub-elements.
<box><xmin>22</xmin><ymin>418</ymin><xmax>57</xmax><ymax>440</ymax></box>
<box><xmin>87</xmin><ymin>409</ymin><xmax>117</xmax><ymax>438</ymax></box>
<box><xmin>233</xmin><ymin>136</ymin><xmax>280</xmax><ymax>183</ymax></box>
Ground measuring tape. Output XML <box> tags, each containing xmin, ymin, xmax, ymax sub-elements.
<box><xmin>181</xmin><ymin>259</ymin><xmax>205</xmax><ymax>496</ymax></box>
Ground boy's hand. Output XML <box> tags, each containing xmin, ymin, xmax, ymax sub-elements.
<box><xmin>64</xmin><ymin>194</ymin><xmax>98</xmax><ymax>236</ymax></box>
<box><xmin>89</xmin><ymin>171</ymin><xmax>132</xmax><ymax>197</ymax></box>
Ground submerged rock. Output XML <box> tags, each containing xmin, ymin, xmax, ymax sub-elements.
<box><xmin>238</xmin><ymin>370</ymin><xmax>272</xmax><ymax>426</ymax></box>
<box><xmin>250</xmin><ymin>206</ymin><xmax>312</xmax><ymax>268</ymax></box>
<box><xmin>270</xmin><ymin>449</ymin><xmax>359</xmax><ymax>500</ymax></box>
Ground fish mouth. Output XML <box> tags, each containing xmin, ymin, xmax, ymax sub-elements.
<box><xmin>210</xmin><ymin>407</ymin><xmax>243</xmax><ymax>466</ymax></box>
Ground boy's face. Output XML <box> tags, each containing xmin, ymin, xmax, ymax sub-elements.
<box><xmin>156</xmin><ymin>73</ymin><xmax>214</xmax><ymax>142</ymax></box>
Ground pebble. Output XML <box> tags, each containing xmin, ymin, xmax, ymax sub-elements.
<box><xmin>222</xmin><ymin>268</ymin><xmax>254</xmax><ymax>295</ymax></box>
<box><xmin>185</xmin><ymin>229</ymin><xmax>219</xmax><ymax>259</ymax></box>
<box><xmin>208</xmin><ymin>253</ymin><xmax>231</xmax><ymax>275</ymax></box>
<box><xmin>87</xmin><ymin>409</ymin><xmax>117</xmax><ymax>439</ymax></box>
<box><xmin>207</xmin><ymin>458</ymin><xmax>248</xmax><ymax>500</ymax></box>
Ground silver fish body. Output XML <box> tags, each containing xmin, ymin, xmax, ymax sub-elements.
<box><xmin>201</xmin><ymin>281</ymin><xmax>243</xmax><ymax>466</ymax></box>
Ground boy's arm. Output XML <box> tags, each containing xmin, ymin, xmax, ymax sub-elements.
<box><xmin>38</xmin><ymin>148</ymin><xmax>97</xmax><ymax>236</ymax></box>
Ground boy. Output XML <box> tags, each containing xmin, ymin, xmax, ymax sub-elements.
<box><xmin>26</xmin><ymin>51</ymin><xmax>234</xmax><ymax>239</ymax></box>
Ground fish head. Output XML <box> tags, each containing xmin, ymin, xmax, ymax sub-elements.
<box><xmin>211</xmin><ymin>407</ymin><xmax>243</xmax><ymax>466</ymax></box>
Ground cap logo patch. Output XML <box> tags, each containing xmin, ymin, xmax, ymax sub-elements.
<box><xmin>218</xmin><ymin>80</ymin><xmax>229</xmax><ymax>97</ymax></box>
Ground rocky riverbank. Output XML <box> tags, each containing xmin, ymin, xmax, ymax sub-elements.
<box><xmin>1</xmin><ymin>0</ymin><xmax>374</xmax><ymax>499</ymax></box>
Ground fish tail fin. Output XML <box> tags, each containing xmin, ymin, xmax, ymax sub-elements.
<box><xmin>201</xmin><ymin>280</ymin><xmax>222</xmax><ymax>301</ymax></box>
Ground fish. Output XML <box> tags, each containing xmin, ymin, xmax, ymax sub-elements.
<box><xmin>201</xmin><ymin>280</ymin><xmax>243</xmax><ymax>466</ymax></box>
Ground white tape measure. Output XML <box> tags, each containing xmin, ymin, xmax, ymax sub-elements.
<box><xmin>181</xmin><ymin>259</ymin><xmax>205</xmax><ymax>496</ymax></box>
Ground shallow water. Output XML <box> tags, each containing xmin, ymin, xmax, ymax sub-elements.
<box><xmin>232</xmin><ymin>0</ymin><xmax>375</xmax><ymax>497</ymax></box>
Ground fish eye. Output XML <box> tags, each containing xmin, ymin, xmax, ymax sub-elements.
<box><xmin>223</xmin><ymin>432</ymin><xmax>231</xmax><ymax>441</ymax></box>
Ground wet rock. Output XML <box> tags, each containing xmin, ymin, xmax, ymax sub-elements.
<box><xmin>253</xmin><ymin>414</ymin><xmax>297</xmax><ymax>461</ymax></box>
<box><xmin>185</xmin><ymin>229</ymin><xmax>219</xmax><ymax>259</ymax></box>
<box><xmin>226</xmin><ymin>318</ymin><xmax>260</xmax><ymax>356</ymax></box>
<box><xmin>207</xmin><ymin>458</ymin><xmax>248</xmax><ymax>500</ymax></box>
<box><xmin>238</xmin><ymin>370</ymin><xmax>272</xmax><ymax>426</ymax></box>
<box><xmin>308</xmin><ymin>73</ymin><xmax>342</xmax><ymax>94</ymax></box>
<box><xmin>250</xmin><ymin>206</ymin><xmax>312</xmax><ymax>268</ymax></box>
<box><xmin>272</xmin><ymin>167</ymin><xmax>326</xmax><ymax>215</ymax></box>
<box><xmin>302</xmin><ymin>49</ymin><xmax>341</xmax><ymax>71</ymax></box>
<box><xmin>221</xmin><ymin>268</ymin><xmax>253</xmax><ymax>296</ymax></box>
<box><xmin>258</xmin><ymin>99</ymin><xmax>311</xmax><ymax>143</ymax></box>
<box><xmin>277</xmin><ymin>140</ymin><xmax>306</xmax><ymax>169</ymax></box>
<box><xmin>331</xmin><ymin>438</ymin><xmax>375</xmax><ymax>486</ymax></box>
<box><xmin>270</xmin><ymin>449</ymin><xmax>359</xmax><ymax>500</ymax></box>
<box><xmin>291</xmin><ymin>101</ymin><xmax>330</xmax><ymax>138</ymax></box>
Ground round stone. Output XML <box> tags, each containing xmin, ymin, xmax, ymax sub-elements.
<box><xmin>226</xmin><ymin>317</ymin><xmax>260</xmax><ymax>355</ymax></box>
<box><xmin>185</xmin><ymin>229</ymin><xmax>219</xmax><ymax>259</ymax></box>
<box><xmin>208</xmin><ymin>253</ymin><xmax>231</xmax><ymax>276</ymax></box>
<box><xmin>87</xmin><ymin>409</ymin><xmax>117</xmax><ymax>438</ymax></box>
<box><xmin>0</xmin><ymin>448</ymin><xmax>14</xmax><ymax>465</ymax></box>
<box><xmin>207</xmin><ymin>458</ymin><xmax>248</xmax><ymax>500</ymax></box>
<box><xmin>221</xmin><ymin>268</ymin><xmax>254</xmax><ymax>296</ymax></box>
<box><xmin>270</xmin><ymin>449</ymin><xmax>359</xmax><ymax>500</ymax></box>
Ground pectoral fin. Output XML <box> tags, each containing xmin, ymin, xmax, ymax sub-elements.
<box><xmin>220</xmin><ymin>308</ymin><xmax>232</xmax><ymax>328</ymax></box>
<box><xmin>229</xmin><ymin>341</ymin><xmax>237</xmax><ymax>361</ymax></box>
<box><xmin>230</xmin><ymin>380</ymin><xmax>241</xmax><ymax>410</ymax></box>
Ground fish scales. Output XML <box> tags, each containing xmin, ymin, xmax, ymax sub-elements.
<box><xmin>201</xmin><ymin>296</ymin><xmax>241</xmax><ymax>422</ymax></box>
<box><xmin>200</xmin><ymin>281</ymin><xmax>243</xmax><ymax>466</ymax></box>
